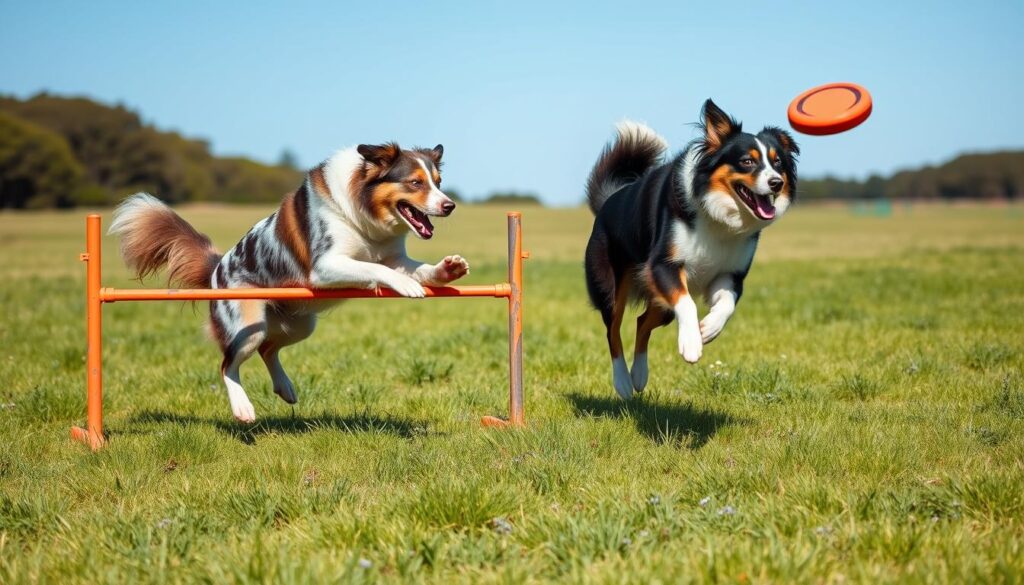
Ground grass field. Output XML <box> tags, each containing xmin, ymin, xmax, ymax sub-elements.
<box><xmin>1</xmin><ymin>202</ymin><xmax>1023</xmax><ymax>583</ymax></box>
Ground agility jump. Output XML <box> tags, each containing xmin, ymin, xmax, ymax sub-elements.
<box><xmin>72</xmin><ymin>212</ymin><xmax>527</xmax><ymax>450</ymax></box>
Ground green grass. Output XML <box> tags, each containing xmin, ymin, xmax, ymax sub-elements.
<box><xmin>1</xmin><ymin>202</ymin><xmax>1023</xmax><ymax>583</ymax></box>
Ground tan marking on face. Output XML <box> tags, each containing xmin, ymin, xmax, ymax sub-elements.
<box><xmin>366</xmin><ymin>181</ymin><xmax>431</xmax><ymax>222</ymax></box>
<box><xmin>749</xmin><ymin>148</ymin><xmax>760</xmax><ymax>162</ymax></box>
<box><xmin>710</xmin><ymin>165</ymin><xmax>755</xmax><ymax>199</ymax></box>
<box><xmin>768</xmin><ymin>147</ymin><xmax>777</xmax><ymax>162</ymax></box>
<box><xmin>410</xmin><ymin>168</ymin><xmax>429</xmax><ymax>187</ymax></box>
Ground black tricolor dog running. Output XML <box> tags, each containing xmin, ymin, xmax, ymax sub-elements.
<box><xmin>584</xmin><ymin>100</ymin><xmax>800</xmax><ymax>399</ymax></box>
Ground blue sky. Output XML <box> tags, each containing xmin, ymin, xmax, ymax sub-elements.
<box><xmin>2</xmin><ymin>0</ymin><xmax>1022</xmax><ymax>205</ymax></box>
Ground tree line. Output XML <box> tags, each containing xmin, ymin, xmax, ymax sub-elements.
<box><xmin>1</xmin><ymin>93</ymin><xmax>1021</xmax><ymax>208</ymax></box>
<box><xmin>0</xmin><ymin>93</ymin><xmax>302</xmax><ymax>209</ymax></box>
<box><xmin>798</xmin><ymin>150</ymin><xmax>1023</xmax><ymax>201</ymax></box>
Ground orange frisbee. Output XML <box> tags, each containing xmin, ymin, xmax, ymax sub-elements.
<box><xmin>788</xmin><ymin>82</ymin><xmax>872</xmax><ymax>135</ymax></box>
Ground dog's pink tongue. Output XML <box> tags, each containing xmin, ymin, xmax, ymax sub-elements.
<box><xmin>419</xmin><ymin>216</ymin><xmax>434</xmax><ymax>239</ymax></box>
<box><xmin>754</xmin><ymin>195</ymin><xmax>776</xmax><ymax>220</ymax></box>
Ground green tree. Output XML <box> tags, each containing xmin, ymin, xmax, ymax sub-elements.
<box><xmin>0</xmin><ymin>111</ymin><xmax>84</xmax><ymax>209</ymax></box>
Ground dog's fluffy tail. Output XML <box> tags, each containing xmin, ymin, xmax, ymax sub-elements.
<box><xmin>586</xmin><ymin>120</ymin><xmax>668</xmax><ymax>214</ymax></box>
<box><xmin>108</xmin><ymin>193</ymin><xmax>221</xmax><ymax>288</ymax></box>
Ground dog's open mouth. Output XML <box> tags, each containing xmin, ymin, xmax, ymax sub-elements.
<box><xmin>397</xmin><ymin>201</ymin><xmax>435</xmax><ymax>239</ymax></box>
<box><xmin>734</xmin><ymin>183</ymin><xmax>776</xmax><ymax>221</ymax></box>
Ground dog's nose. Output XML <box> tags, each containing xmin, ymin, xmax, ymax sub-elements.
<box><xmin>768</xmin><ymin>177</ymin><xmax>784</xmax><ymax>193</ymax></box>
<box><xmin>441</xmin><ymin>201</ymin><xmax>456</xmax><ymax>216</ymax></box>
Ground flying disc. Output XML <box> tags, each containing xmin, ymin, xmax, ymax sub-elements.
<box><xmin>787</xmin><ymin>82</ymin><xmax>872</xmax><ymax>135</ymax></box>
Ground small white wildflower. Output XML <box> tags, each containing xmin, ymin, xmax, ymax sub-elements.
<box><xmin>718</xmin><ymin>505</ymin><xmax>736</xmax><ymax>516</ymax></box>
<box><xmin>155</xmin><ymin>518</ymin><xmax>172</xmax><ymax>529</ymax></box>
<box><xmin>715</xmin><ymin>360</ymin><xmax>723</xmax><ymax>365</ymax></box>
<box><xmin>621</xmin><ymin>537</ymin><xmax>632</xmax><ymax>547</ymax></box>
<box><xmin>647</xmin><ymin>494</ymin><xmax>661</xmax><ymax>506</ymax></box>
<box><xmin>814</xmin><ymin>525</ymin><xmax>832</xmax><ymax>536</ymax></box>
<box><xmin>638</xmin><ymin>530</ymin><xmax>651</xmax><ymax>539</ymax></box>
<box><xmin>699</xmin><ymin>496</ymin><xmax>711</xmax><ymax>507</ymax></box>
<box><xmin>358</xmin><ymin>558</ymin><xmax>372</xmax><ymax>569</ymax></box>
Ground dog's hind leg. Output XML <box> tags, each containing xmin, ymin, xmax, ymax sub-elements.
<box><xmin>602</xmin><ymin>275</ymin><xmax>633</xmax><ymax>400</ymax></box>
<box><xmin>216</xmin><ymin>299</ymin><xmax>268</xmax><ymax>423</ymax></box>
<box><xmin>259</xmin><ymin>311</ymin><xmax>316</xmax><ymax>405</ymax></box>
<box><xmin>631</xmin><ymin>304</ymin><xmax>673</xmax><ymax>393</ymax></box>
<box><xmin>585</xmin><ymin>233</ymin><xmax>633</xmax><ymax>400</ymax></box>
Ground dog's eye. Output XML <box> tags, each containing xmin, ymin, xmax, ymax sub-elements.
<box><xmin>740</xmin><ymin>158</ymin><xmax>756</xmax><ymax>169</ymax></box>
<box><xmin>435</xmin><ymin>178</ymin><xmax>442</xmax><ymax>187</ymax></box>
<box><xmin>409</xmin><ymin>180</ymin><xmax>423</xmax><ymax>188</ymax></box>
<box><xmin>772</xmin><ymin>158</ymin><xmax>783</xmax><ymax>169</ymax></box>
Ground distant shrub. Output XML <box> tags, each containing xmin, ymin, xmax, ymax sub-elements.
<box><xmin>478</xmin><ymin>191</ymin><xmax>543</xmax><ymax>206</ymax></box>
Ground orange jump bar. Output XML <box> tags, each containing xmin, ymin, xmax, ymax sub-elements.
<box><xmin>72</xmin><ymin>212</ymin><xmax>527</xmax><ymax>451</ymax></box>
<box><xmin>99</xmin><ymin>284</ymin><xmax>511</xmax><ymax>302</ymax></box>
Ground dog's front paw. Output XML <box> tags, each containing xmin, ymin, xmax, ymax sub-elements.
<box><xmin>678</xmin><ymin>328</ymin><xmax>703</xmax><ymax>364</ymax></box>
<box><xmin>699</xmin><ymin>313</ymin><xmax>728</xmax><ymax>344</ymax></box>
<box><xmin>228</xmin><ymin>391</ymin><xmax>257</xmax><ymax>423</ymax></box>
<box><xmin>434</xmin><ymin>255</ymin><xmax>470</xmax><ymax>283</ymax></box>
<box><xmin>386</xmin><ymin>273</ymin><xmax>426</xmax><ymax>298</ymax></box>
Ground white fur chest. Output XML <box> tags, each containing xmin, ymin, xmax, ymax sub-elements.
<box><xmin>315</xmin><ymin>208</ymin><xmax>405</xmax><ymax>265</ymax></box>
<box><xmin>669</xmin><ymin>219</ymin><xmax>757</xmax><ymax>299</ymax></box>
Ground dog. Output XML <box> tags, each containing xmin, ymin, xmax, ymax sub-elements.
<box><xmin>109</xmin><ymin>142</ymin><xmax>469</xmax><ymax>422</ymax></box>
<box><xmin>584</xmin><ymin>99</ymin><xmax>799</xmax><ymax>399</ymax></box>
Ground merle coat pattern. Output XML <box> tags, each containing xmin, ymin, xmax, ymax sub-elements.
<box><xmin>110</xmin><ymin>143</ymin><xmax>468</xmax><ymax>422</ymax></box>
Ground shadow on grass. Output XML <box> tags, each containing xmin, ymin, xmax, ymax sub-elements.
<box><xmin>565</xmin><ymin>392</ymin><xmax>742</xmax><ymax>449</ymax></box>
<box><xmin>125</xmin><ymin>409</ymin><xmax>428</xmax><ymax>445</ymax></box>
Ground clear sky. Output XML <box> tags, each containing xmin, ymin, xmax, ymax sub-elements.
<box><xmin>2</xmin><ymin>0</ymin><xmax>1022</xmax><ymax>205</ymax></box>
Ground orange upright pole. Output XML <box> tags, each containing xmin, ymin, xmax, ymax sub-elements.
<box><xmin>71</xmin><ymin>214</ymin><xmax>105</xmax><ymax>450</ymax></box>
<box><xmin>482</xmin><ymin>212</ymin><xmax>526</xmax><ymax>428</ymax></box>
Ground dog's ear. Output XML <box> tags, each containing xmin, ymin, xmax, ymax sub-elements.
<box><xmin>357</xmin><ymin>142</ymin><xmax>402</xmax><ymax>173</ymax></box>
<box><xmin>701</xmin><ymin>99</ymin><xmax>741</xmax><ymax>154</ymax></box>
<box><xmin>762</xmin><ymin>126</ymin><xmax>801</xmax><ymax>157</ymax></box>
<box><xmin>429</xmin><ymin>144</ymin><xmax>444</xmax><ymax>162</ymax></box>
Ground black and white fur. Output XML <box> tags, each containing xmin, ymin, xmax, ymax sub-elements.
<box><xmin>584</xmin><ymin>100</ymin><xmax>799</xmax><ymax>399</ymax></box>
<box><xmin>110</xmin><ymin>143</ymin><xmax>468</xmax><ymax>422</ymax></box>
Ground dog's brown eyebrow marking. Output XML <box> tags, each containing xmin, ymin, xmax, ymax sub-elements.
<box><xmin>749</xmin><ymin>149</ymin><xmax>761</xmax><ymax>161</ymax></box>
<box><xmin>409</xmin><ymin>167</ymin><xmax>429</xmax><ymax>186</ymax></box>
